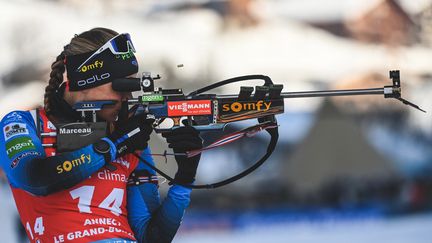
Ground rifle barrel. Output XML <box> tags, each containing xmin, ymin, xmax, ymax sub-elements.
<box><xmin>280</xmin><ymin>87</ymin><xmax>384</xmax><ymax>98</ymax></box>
<box><xmin>216</xmin><ymin>87</ymin><xmax>384</xmax><ymax>99</ymax></box>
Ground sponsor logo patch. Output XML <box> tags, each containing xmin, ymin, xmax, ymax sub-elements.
<box><xmin>6</xmin><ymin>137</ymin><xmax>35</xmax><ymax>159</ymax></box>
<box><xmin>167</xmin><ymin>100</ymin><xmax>212</xmax><ymax>116</ymax></box>
<box><xmin>10</xmin><ymin>151</ymin><xmax>41</xmax><ymax>168</ymax></box>
<box><xmin>217</xmin><ymin>99</ymin><xmax>284</xmax><ymax>123</ymax></box>
<box><xmin>79</xmin><ymin>60</ymin><xmax>104</xmax><ymax>73</ymax></box>
<box><xmin>222</xmin><ymin>100</ymin><xmax>272</xmax><ymax>113</ymax></box>
<box><xmin>141</xmin><ymin>94</ymin><xmax>164</xmax><ymax>102</ymax></box>
<box><xmin>3</xmin><ymin>123</ymin><xmax>28</xmax><ymax>140</ymax></box>
<box><xmin>97</xmin><ymin>169</ymin><xmax>127</xmax><ymax>182</ymax></box>
<box><xmin>56</xmin><ymin>154</ymin><xmax>91</xmax><ymax>174</ymax></box>
<box><xmin>4</xmin><ymin>112</ymin><xmax>23</xmax><ymax>122</ymax></box>
<box><xmin>77</xmin><ymin>72</ymin><xmax>111</xmax><ymax>88</ymax></box>
<box><xmin>58</xmin><ymin>123</ymin><xmax>93</xmax><ymax>136</ymax></box>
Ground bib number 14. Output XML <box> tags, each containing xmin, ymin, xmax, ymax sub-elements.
<box><xmin>26</xmin><ymin>217</ymin><xmax>45</xmax><ymax>240</ymax></box>
<box><xmin>70</xmin><ymin>186</ymin><xmax>124</xmax><ymax>216</ymax></box>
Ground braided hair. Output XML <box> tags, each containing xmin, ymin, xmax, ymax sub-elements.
<box><xmin>44</xmin><ymin>27</ymin><xmax>118</xmax><ymax>116</ymax></box>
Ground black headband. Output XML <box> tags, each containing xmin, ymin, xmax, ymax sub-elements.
<box><xmin>66</xmin><ymin>49</ymin><xmax>138</xmax><ymax>91</ymax></box>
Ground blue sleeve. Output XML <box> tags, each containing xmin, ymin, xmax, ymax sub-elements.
<box><xmin>0</xmin><ymin>111</ymin><xmax>114</xmax><ymax>196</ymax></box>
<box><xmin>127</xmin><ymin>148</ymin><xmax>192</xmax><ymax>243</ymax></box>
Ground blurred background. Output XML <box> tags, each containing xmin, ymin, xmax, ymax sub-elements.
<box><xmin>1</xmin><ymin>0</ymin><xmax>432</xmax><ymax>242</ymax></box>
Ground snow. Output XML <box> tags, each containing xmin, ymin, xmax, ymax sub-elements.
<box><xmin>0</xmin><ymin>82</ymin><xmax>46</xmax><ymax>118</ymax></box>
<box><xmin>1</xmin><ymin>0</ymin><xmax>431</xmax><ymax>117</ymax></box>
<box><xmin>262</xmin><ymin>0</ymin><xmax>432</xmax><ymax>22</ymax></box>
<box><xmin>175</xmin><ymin>213</ymin><xmax>432</xmax><ymax>243</ymax></box>
<box><xmin>0</xmin><ymin>185</ymin><xmax>20</xmax><ymax>243</ymax></box>
<box><xmin>2</xmin><ymin>182</ymin><xmax>432</xmax><ymax>243</ymax></box>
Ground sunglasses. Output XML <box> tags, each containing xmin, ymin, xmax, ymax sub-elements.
<box><xmin>76</xmin><ymin>33</ymin><xmax>136</xmax><ymax>72</ymax></box>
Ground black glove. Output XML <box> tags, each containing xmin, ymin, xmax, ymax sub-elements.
<box><xmin>109</xmin><ymin>113</ymin><xmax>154</xmax><ymax>157</ymax></box>
<box><xmin>162</xmin><ymin>125</ymin><xmax>203</xmax><ymax>185</ymax></box>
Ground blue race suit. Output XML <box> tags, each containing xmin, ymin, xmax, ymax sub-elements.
<box><xmin>0</xmin><ymin>110</ymin><xmax>191</xmax><ymax>243</ymax></box>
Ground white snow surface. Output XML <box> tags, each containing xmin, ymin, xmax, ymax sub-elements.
<box><xmin>175</xmin><ymin>213</ymin><xmax>432</xmax><ymax>243</ymax></box>
<box><xmin>2</xmin><ymin>183</ymin><xmax>432</xmax><ymax>243</ymax></box>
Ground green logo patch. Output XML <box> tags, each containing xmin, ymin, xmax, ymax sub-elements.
<box><xmin>6</xmin><ymin>137</ymin><xmax>35</xmax><ymax>159</ymax></box>
<box><xmin>141</xmin><ymin>95</ymin><xmax>164</xmax><ymax>102</ymax></box>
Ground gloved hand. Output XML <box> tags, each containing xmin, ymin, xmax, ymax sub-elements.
<box><xmin>162</xmin><ymin>125</ymin><xmax>203</xmax><ymax>185</ymax></box>
<box><xmin>109</xmin><ymin>113</ymin><xmax>154</xmax><ymax>157</ymax></box>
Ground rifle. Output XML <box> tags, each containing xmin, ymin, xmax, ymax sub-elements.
<box><xmin>65</xmin><ymin>70</ymin><xmax>423</xmax><ymax>189</ymax></box>
<box><xmin>59</xmin><ymin>70</ymin><xmax>426</xmax><ymax>189</ymax></box>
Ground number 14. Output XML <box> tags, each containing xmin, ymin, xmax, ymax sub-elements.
<box><xmin>26</xmin><ymin>217</ymin><xmax>44</xmax><ymax>240</ymax></box>
<box><xmin>70</xmin><ymin>186</ymin><xmax>124</xmax><ymax>216</ymax></box>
